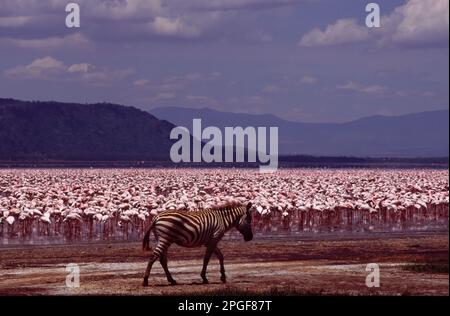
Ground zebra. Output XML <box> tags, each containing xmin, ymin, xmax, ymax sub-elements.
<box><xmin>142</xmin><ymin>202</ymin><xmax>253</xmax><ymax>286</ymax></box>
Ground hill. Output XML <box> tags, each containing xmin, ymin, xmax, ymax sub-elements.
<box><xmin>0</xmin><ymin>98</ymin><xmax>175</xmax><ymax>160</ymax></box>
<box><xmin>149</xmin><ymin>106</ymin><xmax>449</xmax><ymax>157</ymax></box>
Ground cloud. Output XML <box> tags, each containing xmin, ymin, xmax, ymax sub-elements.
<box><xmin>82</xmin><ymin>1</ymin><xmax>223</xmax><ymax>41</ymax></box>
<box><xmin>67</xmin><ymin>63</ymin><xmax>92</xmax><ymax>74</ymax></box>
<box><xmin>4</xmin><ymin>56</ymin><xmax>134</xmax><ymax>84</ymax></box>
<box><xmin>0</xmin><ymin>33</ymin><xmax>92</xmax><ymax>50</ymax></box>
<box><xmin>337</xmin><ymin>81</ymin><xmax>387</xmax><ymax>94</ymax></box>
<box><xmin>299</xmin><ymin>19</ymin><xmax>369</xmax><ymax>47</ymax></box>
<box><xmin>4</xmin><ymin>56</ymin><xmax>66</xmax><ymax>80</ymax></box>
<box><xmin>0</xmin><ymin>0</ymin><xmax>299</xmax><ymax>43</ymax></box>
<box><xmin>85</xmin><ymin>0</ymin><xmax>163</xmax><ymax>20</ymax></box>
<box><xmin>380</xmin><ymin>0</ymin><xmax>449</xmax><ymax>47</ymax></box>
<box><xmin>150</xmin><ymin>16</ymin><xmax>201</xmax><ymax>38</ymax></box>
<box><xmin>299</xmin><ymin>0</ymin><xmax>449</xmax><ymax>48</ymax></box>
<box><xmin>300</xmin><ymin>75</ymin><xmax>318</xmax><ymax>85</ymax></box>
<box><xmin>0</xmin><ymin>0</ymin><xmax>162</xmax><ymax>18</ymax></box>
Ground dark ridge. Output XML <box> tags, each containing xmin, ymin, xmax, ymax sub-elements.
<box><xmin>0</xmin><ymin>98</ymin><xmax>175</xmax><ymax>161</ymax></box>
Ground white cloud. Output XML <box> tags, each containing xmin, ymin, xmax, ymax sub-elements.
<box><xmin>0</xmin><ymin>33</ymin><xmax>92</xmax><ymax>50</ymax></box>
<box><xmin>299</xmin><ymin>19</ymin><xmax>369</xmax><ymax>47</ymax></box>
<box><xmin>151</xmin><ymin>16</ymin><xmax>201</xmax><ymax>38</ymax></box>
<box><xmin>4</xmin><ymin>56</ymin><xmax>134</xmax><ymax>84</ymax></box>
<box><xmin>300</xmin><ymin>75</ymin><xmax>318</xmax><ymax>85</ymax></box>
<box><xmin>337</xmin><ymin>81</ymin><xmax>387</xmax><ymax>94</ymax></box>
<box><xmin>86</xmin><ymin>0</ymin><xmax>163</xmax><ymax>20</ymax></box>
<box><xmin>67</xmin><ymin>63</ymin><xmax>92</xmax><ymax>74</ymax></box>
<box><xmin>4</xmin><ymin>56</ymin><xmax>66</xmax><ymax>80</ymax></box>
<box><xmin>0</xmin><ymin>0</ymin><xmax>296</xmax><ymax>43</ymax></box>
<box><xmin>300</xmin><ymin>0</ymin><xmax>449</xmax><ymax>48</ymax></box>
<box><xmin>380</xmin><ymin>0</ymin><xmax>449</xmax><ymax>47</ymax></box>
<box><xmin>0</xmin><ymin>0</ymin><xmax>162</xmax><ymax>19</ymax></box>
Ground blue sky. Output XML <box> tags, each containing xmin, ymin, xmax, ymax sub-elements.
<box><xmin>0</xmin><ymin>0</ymin><xmax>448</xmax><ymax>122</ymax></box>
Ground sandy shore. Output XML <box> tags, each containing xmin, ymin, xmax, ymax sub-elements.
<box><xmin>0</xmin><ymin>232</ymin><xmax>448</xmax><ymax>296</ymax></box>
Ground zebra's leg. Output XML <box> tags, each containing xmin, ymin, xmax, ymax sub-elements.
<box><xmin>200</xmin><ymin>242</ymin><xmax>217</xmax><ymax>284</ymax></box>
<box><xmin>143</xmin><ymin>241</ymin><xmax>169</xmax><ymax>287</ymax></box>
<box><xmin>142</xmin><ymin>252</ymin><xmax>158</xmax><ymax>287</ymax></box>
<box><xmin>214</xmin><ymin>247</ymin><xmax>226</xmax><ymax>283</ymax></box>
<box><xmin>160</xmin><ymin>251</ymin><xmax>177</xmax><ymax>285</ymax></box>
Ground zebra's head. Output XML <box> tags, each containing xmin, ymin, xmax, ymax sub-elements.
<box><xmin>236</xmin><ymin>202</ymin><xmax>253</xmax><ymax>241</ymax></box>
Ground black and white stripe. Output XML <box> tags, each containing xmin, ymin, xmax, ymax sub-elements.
<box><xmin>142</xmin><ymin>202</ymin><xmax>253</xmax><ymax>286</ymax></box>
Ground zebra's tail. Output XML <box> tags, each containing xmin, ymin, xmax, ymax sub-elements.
<box><xmin>142</xmin><ymin>220</ymin><xmax>155</xmax><ymax>251</ymax></box>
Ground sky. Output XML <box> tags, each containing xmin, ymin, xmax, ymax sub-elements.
<box><xmin>0</xmin><ymin>0</ymin><xmax>448</xmax><ymax>123</ymax></box>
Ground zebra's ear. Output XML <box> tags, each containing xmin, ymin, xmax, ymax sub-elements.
<box><xmin>246</xmin><ymin>202</ymin><xmax>252</xmax><ymax>211</ymax></box>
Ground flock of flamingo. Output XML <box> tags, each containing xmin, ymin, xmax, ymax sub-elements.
<box><xmin>0</xmin><ymin>168</ymin><xmax>448</xmax><ymax>243</ymax></box>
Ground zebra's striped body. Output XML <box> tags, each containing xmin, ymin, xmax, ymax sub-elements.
<box><xmin>142</xmin><ymin>202</ymin><xmax>253</xmax><ymax>286</ymax></box>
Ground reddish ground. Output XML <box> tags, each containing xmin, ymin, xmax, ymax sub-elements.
<box><xmin>0</xmin><ymin>232</ymin><xmax>448</xmax><ymax>296</ymax></box>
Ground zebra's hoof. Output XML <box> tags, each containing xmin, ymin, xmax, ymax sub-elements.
<box><xmin>142</xmin><ymin>279</ymin><xmax>149</xmax><ymax>287</ymax></box>
<box><xmin>169</xmin><ymin>280</ymin><xmax>178</xmax><ymax>286</ymax></box>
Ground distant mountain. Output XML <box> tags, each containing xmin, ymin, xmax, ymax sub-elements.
<box><xmin>149</xmin><ymin>106</ymin><xmax>449</xmax><ymax>157</ymax></box>
<box><xmin>1</xmin><ymin>98</ymin><xmax>447</xmax><ymax>161</ymax></box>
<box><xmin>0</xmin><ymin>98</ymin><xmax>175</xmax><ymax>160</ymax></box>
